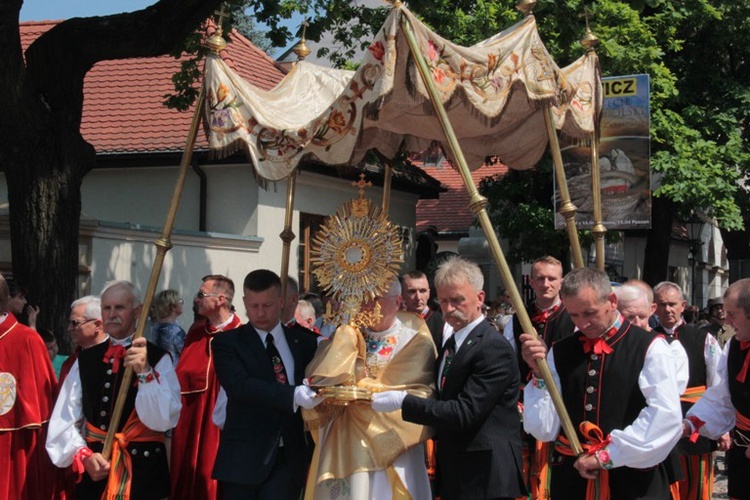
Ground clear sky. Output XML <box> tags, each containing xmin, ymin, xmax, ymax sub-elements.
<box><xmin>20</xmin><ymin>0</ymin><xmax>155</xmax><ymax>21</ymax></box>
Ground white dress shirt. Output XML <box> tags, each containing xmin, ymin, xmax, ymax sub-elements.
<box><xmin>687</xmin><ymin>341</ymin><xmax>735</xmax><ymax>438</ymax></box>
<box><xmin>438</xmin><ymin>315</ymin><xmax>484</xmax><ymax>384</ymax></box>
<box><xmin>256</xmin><ymin>321</ymin><xmax>295</xmax><ymax>384</ymax></box>
<box><xmin>662</xmin><ymin>319</ymin><xmax>722</xmax><ymax>387</ymax></box>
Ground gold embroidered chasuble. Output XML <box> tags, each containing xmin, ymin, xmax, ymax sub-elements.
<box><xmin>303</xmin><ymin>312</ymin><xmax>436</xmax><ymax>489</ymax></box>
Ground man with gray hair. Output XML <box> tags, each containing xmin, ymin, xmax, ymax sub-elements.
<box><xmin>294</xmin><ymin>299</ymin><xmax>318</xmax><ymax>333</ymax></box>
<box><xmin>684</xmin><ymin>278</ymin><xmax>750</xmax><ymax>499</ymax></box>
<box><xmin>521</xmin><ymin>267</ymin><xmax>682</xmax><ymax>499</ymax></box>
<box><xmin>0</xmin><ymin>273</ymin><xmax>57</xmax><ymax>498</ymax></box>
<box><xmin>47</xmin><ymin>280</ymin><xmax>181</xmax><ymax>500</ymax></box>
<box><xmin>373</xmin><ymin>256</ymin><xmax>526</xmax><ymax>499</ymax></box>
<box><xmin>59</xmin><ymin>295</ymin><xmax>107</xmax><ymax>383</ymax></box>
<box><xmin>653</xmin><ymin>281</ymin><xmax>721</xmax><ymax>499</ymax></box>
<box><xmin>616</xmin><ymin>284</ymin><xmax>689</xmax><ymax>390</ymax></box>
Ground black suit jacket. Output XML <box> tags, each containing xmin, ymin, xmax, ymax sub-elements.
<box><xmin>401</xmin><ymin>319</ymin><xmax>525</xmax><ymax>500</ymax></box>
<box><xmin>211</xmin><ymin>322</ymin><xmax>318</xmax><ymax>487</ymax></box>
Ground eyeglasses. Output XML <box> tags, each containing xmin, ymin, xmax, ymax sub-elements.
<box><xmin>196</xmin><ymin>291</ymin><xmax>222</xmax><ymax>299</ymax></box>
<box><xmin>68</xmin><ymin>318</ymin><xmax>96</xmax><ymax>328</ymax></box>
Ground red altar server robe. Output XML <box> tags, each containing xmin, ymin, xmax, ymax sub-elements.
<box><xmin>0</xmin><ymin>313</ymin><xmax>58</xmax><ymax>500</ymax></box>
<box><xmin>170</xmin><ymin>314</ymin><xmax>242</xmax><ymax>500</ymax></box>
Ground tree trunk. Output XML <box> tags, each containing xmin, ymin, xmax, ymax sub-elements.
<box><xmin>0</xmin><ymin>0</ymin><xmax>225</xmax><ymax>352</ymax></box>
<box><xmin>642</xmin><ymin>196</ymin><xmax>674</xmax><ymax>286</ymax></box>
<box><xmin>4</xmin><ymin>130</ymin><xmax>94</xmax><ymax>353</ymax></box>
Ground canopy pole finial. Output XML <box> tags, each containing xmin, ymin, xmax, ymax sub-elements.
<box><xmin>578</xmin><ymin>6</ymin><xmax>606</xmax><ymax>271</ymax></box>
<box><xmin>207</xmin><ymin>4</ymin><xmax>230</xmax><ymax>53</ymax></box>
<box><xmin>384</xmin><ymin>0</ymin><xmax>403</xmax><ymax>8</ymax></box>
<box><xmin>516</xmin><ymin>0</ymin><xmax>536</xmax><ymax>16</ymax></box>
<box><xmin>580</xmin><ymin>6</ymin><xmax>600</xmax><ymax>52</ymax></box>
<box><xmin>293</xmin><ymin>18</ymin><xmax>312</xmax><ymax>61</ymax></box>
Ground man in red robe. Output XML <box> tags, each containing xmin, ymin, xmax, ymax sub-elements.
<box><xmin>170</xmin><ymin>275</ymin><xmax>242</xmax><ymax>500</ymax></box>
<box><xmin>0</xmin><ymin>274</ymin><xmax>57</xmax><ymax>499</ymax></box>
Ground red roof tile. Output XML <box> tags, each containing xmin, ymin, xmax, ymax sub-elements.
<box><xmin>20</xmin><ymin>20</ymin><xmax>286</xmax><ymax>154</ymax></box>
<box><xmin>415</xmin><ymin>160</ymin><xmax>508</xmax><ymax>234</ymax></box>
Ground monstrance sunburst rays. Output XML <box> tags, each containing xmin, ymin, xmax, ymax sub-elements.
<box><xmin>311</xmin><ymin>186</ymin><xmax>403</xmax><ymax>328</ymax></box>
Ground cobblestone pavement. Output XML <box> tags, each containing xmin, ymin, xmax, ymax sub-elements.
<box><xmin>713</xmin><ymin>452</ymin><xmax>728</xmax><ymax>499</ymax></box>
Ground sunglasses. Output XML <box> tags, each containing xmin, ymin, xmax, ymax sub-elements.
<box><xmin>68</xmin><ymin>318</ymin><xmax>97</xmax><ymax>328</ymax></box>
<box><xmin>196</xmin><ymin>291</ymin><xmax>222</xmax><ymax>299</ymax></box>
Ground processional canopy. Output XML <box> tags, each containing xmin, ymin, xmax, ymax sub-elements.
<box><xmin>202</xmin><ymin>3</ymin><xmax>601</xmax><ymax>180</ymax></box>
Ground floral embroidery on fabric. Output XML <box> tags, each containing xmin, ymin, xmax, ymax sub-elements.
<box><xmin>366</xmin><ymin>333</ymin><xmax>397</xmax><ymax>358</ymax></box>
<box><xmin>368</xmin><ymin>41</ymin><xmax>385</xmax><ymax>61</ymax></box>
<box><xmin>365</xmin><ymin>333</ymin><xmax>398</xmax><ymax>378</ymax></box>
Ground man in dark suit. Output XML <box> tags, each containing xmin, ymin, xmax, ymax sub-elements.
<box><xmin>401</xmin><ymin>270</ymin><xmax>446</xmax><ymax>349</ymax></box>
<box><xmin>372</xmin><ymin>256</ymin><xmax>526</xmax><ymax>500</ymax></box>
<box><xmin>212</xmin><ymin>269</ymin><xmax>322</xmax><ymax>500</ymax></box>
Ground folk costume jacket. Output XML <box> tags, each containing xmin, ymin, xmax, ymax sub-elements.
<box><xmin>46</xmin><ymin>336</ymin><xmax>181</xmax><ymax>500</ymax></box>
<box><xmin>655</xmin><ymin>320</ymin><xmax>721</xmax><ymax>456</ymax></box>
<box><xmin>687</xmin><ymin>338</ymin><xmax>750</xmax><ymax>498</ymax></box>
<box><xmin>524</xmin><ymin>320</ymin><xmax>683</xmax><ymax>499</ymax></box>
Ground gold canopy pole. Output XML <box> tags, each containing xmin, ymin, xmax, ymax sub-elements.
<box><xmin>521</xmin><ymin>3</ymin><xmax>584</xmax><ymax>268</ymax></box>
<box><xmin>279</xmin><ymin>28</ymin><xmax>311</xmax><ymax>298</ymax></box>
<box><xmin>279</xmin><ymin>173</ymin><xmax>297</xmax><ymax>299</ymax></box>
<box><xmin>582</xmin><ymin>27</ymin><xmax>606</xmax><ymax>271</ymax></box>
<box><xmin>397</xmin><ymin>2</ymin><xmax>583</xmax><ymax>455</ymax></box>
<box><xmin>101</xmin><ymin>10</ymin><xmax>227</xmax><ymax>460</ymax></box>
<box><xmin>382</xmin><ymin>164</ymin><xmax>393</xmax><ymax>213</ymax></box>
<box><xmin>545</xmin><ymin>109</ymin><xmax>584</xmax><ymax>270</ymax></box>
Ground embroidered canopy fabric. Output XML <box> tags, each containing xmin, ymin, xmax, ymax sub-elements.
<box><xmin>204</xmin><ymin>5</ymin><xmax>600</xmax><ymax>181</ymax></box>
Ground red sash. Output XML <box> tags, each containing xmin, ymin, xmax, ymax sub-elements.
<box><xmin>85</xmin><ymin>412</ymin><xmax>165</xmax><ymax>500</ymax></box>
<box><xmin>554</xmin><ymin>422</ymin><xmax>611</xmax><ymax>500</ymax></box>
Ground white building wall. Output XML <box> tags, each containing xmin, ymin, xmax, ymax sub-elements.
<box><xmin>83</xmin><ymin>166</ymin><xmax>201</xmax><ymax>229</ymax></box>
<box><xmin>84</xmin><ymin>222</ymin><xmax>262</xmax><ymax>329</ymax></box>
<box><xmin>1</xmin><ymin>163</ymin><xmax>424</xmax><ymax>312</ymax></box>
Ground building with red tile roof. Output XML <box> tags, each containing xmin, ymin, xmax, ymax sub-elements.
<box><xmin>3</xmin><ymin>20</ymin><xmax>442</xmax><ymax>310</ymax></box>
<box><xmin>415</xmin><ymin>159</ymin><xmax>508</xmax><ymax>251</ymax></box>
<box><xmin>20</xmin><ymin>21</ymin><xmax>286</xmax><ymax>155</ymax></box>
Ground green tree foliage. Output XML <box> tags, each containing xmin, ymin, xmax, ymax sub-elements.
<box><xmin>467</xmin><ymin>0</ymin><xmax>748</xmax><ymax>278</ymax></box>
<box><xmin>230</xmin><ymin>0</ymin><xmax>748</xmax><ymax>273</ymax></box>
<box><xmin>478</xmin><ymin>160</ymin><xmax>588</xmax><ymax>264</ymax></box>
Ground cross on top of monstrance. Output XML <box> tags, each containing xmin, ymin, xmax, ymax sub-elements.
<box><xmin>352</xmin><ymin>173</ymin><xmax>373</xmax><ymax>197</ymax></box>
<box><xmin>350</xmin><ymin>173</ymin><xmax>373</xmax><ymax>217</ymax></box>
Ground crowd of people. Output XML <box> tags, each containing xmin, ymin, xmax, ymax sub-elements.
<box><xmin>1</xmin><ymin>256</ymin><xmax>750</xmax><ymax>500</ymax></box>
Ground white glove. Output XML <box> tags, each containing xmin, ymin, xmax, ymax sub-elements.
<box><xmin>371</xmin><ymin>390</ymin><xmax>407</xmax><ymax>412</ymax></box>
<box><xmin>294</xmin><ymin>385</ymin><xmax>324</xmax><ymax>410</ymax></box>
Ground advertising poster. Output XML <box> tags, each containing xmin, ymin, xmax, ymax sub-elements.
<box><xmin>555</xmin><ymin>74</ymin><xmax>651</xmax><ymax>230</ymax></box>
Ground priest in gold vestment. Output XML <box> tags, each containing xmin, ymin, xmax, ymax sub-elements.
<box><xmin>303</xmin><ymin>279</ymin><xmax>436</xmax><ymax>499</ymax></box>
